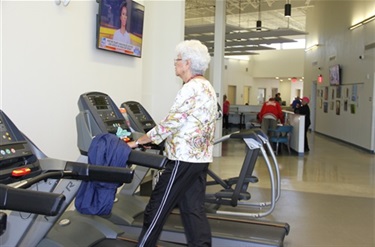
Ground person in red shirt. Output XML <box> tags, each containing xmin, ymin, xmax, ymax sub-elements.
<box><xmin>258</xmin><ymin>98</ymin><xmax>284</xmax><ymax>136</ymax></box>
<box><xmin>222</xmin><ymin>94</ymin><xmax>230</xmax><ymax>129</ymax></box>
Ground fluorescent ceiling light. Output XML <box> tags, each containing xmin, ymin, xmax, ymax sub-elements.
<box><xmin>305</xmin><ymin>44</ymin><xmax>320</xmax><ymax>52</ymax></box>
<box><xmin>349</xmin><ymin>15</ymin><xmax>375</xmax><ymax>30</ymax></box>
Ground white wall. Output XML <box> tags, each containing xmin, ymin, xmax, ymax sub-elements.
<box><xmin>304</xmin><ymin>1</ymin><xmax>375</xmax><ymax>151</ymax></box>
<box><xmin>1</xmin><ymin>0</ymin><xmax>185</xmax><ymax>161</ymax></box>
<box><xmin>222</xmin><ymin>58</ymin><xmax>254</xmax><ymax>104</ymax></box>
<box><xmin>133</xmin><ymin>0</ymin><xmax>184</xmax><ymax>123</ymax></box>
<box><xmin>251</xmin><ymin>49</ymin><xmax>305</xmax><ymax>78</ymax></box>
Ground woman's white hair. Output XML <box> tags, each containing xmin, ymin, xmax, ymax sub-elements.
<box><xmin>175</xmin><ymin>40</ymin><xmax>211</xmax><ymax>75</ymax></box>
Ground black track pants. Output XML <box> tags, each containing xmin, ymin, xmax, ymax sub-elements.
<box><xmin>137</xmin><ymin>160</ymin><xmax>212</xmax><ymax>247</ymax></box>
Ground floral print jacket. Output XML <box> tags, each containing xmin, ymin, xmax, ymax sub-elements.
<box><xmin>147</xmin><ymin>78</ymin><xmax>217</xmax><ymax>163</ymax></box>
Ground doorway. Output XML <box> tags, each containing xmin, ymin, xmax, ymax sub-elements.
<box><xmin>227</xmin><ymin>85</ymin><xmax>236</xmax><ymax>105</ymax></box>
<box><xmin>257</xmin><ymin>88</ymin><xmax>266</xmax><ymax>105</ymax></box>
<box><xmin>310</xmin><ymin>81</ymin><xmax>317</xmax><ymax>131</ymax></box>
<box><xmin>295</xmin><ymin>89</ymin><xmax>302</xmax><ymax>98</ymax></box>
<box><xmin>271</xmin><ymin>88</ymin><xmax>278</xmax><ymax>99</ymax></box>
<box><xmin>243</xmin><ymin>86</ymin><xmax>251</xmax><ymax>105</ymax></box>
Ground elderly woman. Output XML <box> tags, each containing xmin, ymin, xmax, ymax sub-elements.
<box><xmin>128</xmin><ymin>40</ymin><xmax>216</xmax><ymax>247</ymax></box>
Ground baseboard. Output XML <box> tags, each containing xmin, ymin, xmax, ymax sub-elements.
<box><xmin>313</xmin><ymin>131</ymin><xmax>375</xmax><ymax>154</ymax></box>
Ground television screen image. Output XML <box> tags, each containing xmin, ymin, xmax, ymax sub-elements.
<box><xmin>329</xmin><ymin>64</ymin><xmax>341</xmax><ymax>85</ymax></box>
<box><xmin>97</xmin><ymin>0</ymin><xmax>145</xmax><ymax>58</ymax></box>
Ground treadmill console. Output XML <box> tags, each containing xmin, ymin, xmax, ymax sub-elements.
<box><xmin>0</xmin><ymin>111</ymin><xmax>42</xmax><ymax>184</ymax></box>
<box><xmin>121</xmin><ymin>101</ymin><xmax>156</xmax><ymax>133</ymax></box>
<box><xmin>76</xmin><ymin>92</ymin><xmax>132</xmax><ymax>154</ymax></box>
<box><xmin>79</xmin><ymin>92</ymin><xmax>130</xmax><ymax>134</ymax></box>
<box><xmin>120</xmin><ymin>101</ymin><xmax>164</xmax><ymax>154</ymax></box>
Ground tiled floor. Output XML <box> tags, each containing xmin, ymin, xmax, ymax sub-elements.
<box><xmin>209</xmin><ymin>130</ymin><xmax>375</xmax><ymax>247</ymax></box>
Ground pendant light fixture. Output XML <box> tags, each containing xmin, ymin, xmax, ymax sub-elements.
<box><xmin>284</xmin><ymin>1</ymin><xmax>291</xmax><ymax>17</ymax></box>
<box><xmin>256</xmin><ymin>0</ymin><xmax>262</xmax><ymax>31</ymax></box>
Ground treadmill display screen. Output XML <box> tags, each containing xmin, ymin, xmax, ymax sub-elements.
<box><xmin>91</xmin><ymin>96</ymin><xmax>109</xmax><ymax>110</ymax></box>
<box><xmin>93</xmin><ymin>96</ymin><xmax>106</xmax><ymax>106</ymax></box>
<box><xmin>128</xmin><ymin>104</ymin><xmax>141</xmax><ymax>114</ymax></box>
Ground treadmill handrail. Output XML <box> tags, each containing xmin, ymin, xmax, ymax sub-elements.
<box><xmin>16</xmin><ymin>161</ymin><xmax>134</xmax><ymax>189</ymax></box>
<box><xmin>0</xmin><ymin>184</ymin><xmax>65</xmax><ymax>216</ymax></box>
<box><xmin>65</xmin><ymin>161</ymin><xmax>134</xmax><ymax>183</ymax></box>
<box><xmin>127</xmin><ymin>150</ymin><xmax>168</xmax><ymax>169</ymax></box>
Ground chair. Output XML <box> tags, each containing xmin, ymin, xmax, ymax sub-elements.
<box><xmin>268</xmin><ymin>125</ymin><xmax>293</xmax><ymax>155</ymax></box>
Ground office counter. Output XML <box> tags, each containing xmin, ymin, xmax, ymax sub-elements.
<box><xmin>284</xmin><ymin>111</ymin><xmax>305</xmax><ymax>155</ymax></box>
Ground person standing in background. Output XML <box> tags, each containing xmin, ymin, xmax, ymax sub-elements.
<box><xmin>223</xmin><ymin>94</ymin><xmax>230</xmax><ymax>130</ymax></box>
<box><xmin>128</xmin><ymin>40</ymin><xmax>216</xmax><ymax>247</ymax></box>
<box><xmin>291</xmin><ymin>96</ymin><xmax>302</xmax><ymax>110</ymax></box>
<box><xmin>258</xmin><ymin>97</ymin><xmax>284</xmax><ymax>136</ymax></box>
<box><xmin>275</xmin><ymin>93</ymin><xmax>282</xmax><ymax>104</ymax></box>
<box><xmin>294</xmin><ymin>97</ymin><xmax>311</xmax><ymax>152</ymax></box>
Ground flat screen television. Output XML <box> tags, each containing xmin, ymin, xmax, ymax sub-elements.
<box><xmin>96</xmin><ymin>0</ymin><xmax>145</xmax><ymax>58</ymax></box>
<box><xmin>329</xmin><ymin>64</ymin><xmax>341</xmax><ymax>85</ymax></box>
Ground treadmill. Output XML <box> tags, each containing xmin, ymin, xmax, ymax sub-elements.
<box><xmin>0</xmin><ymin>110</ymin><xmax>179</xmax><ymax>247</ymax></box>
<box><xmin>75</xmin><ymin>92</ymin><xmax>290</xmax><ymax>247</ymax></box>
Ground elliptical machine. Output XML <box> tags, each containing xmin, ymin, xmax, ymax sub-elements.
<box><xmin>121</xmin><ymin>100</ymin><xmax>282</xmax><ymax>217</ymax></box>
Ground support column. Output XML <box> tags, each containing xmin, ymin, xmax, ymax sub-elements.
<box><xmin>212</xmin><ymin>0</ymin><xmax>226</xmax><ymax>157</ymax></box>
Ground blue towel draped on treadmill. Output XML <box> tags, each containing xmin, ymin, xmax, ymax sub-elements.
<box><xmin>75</xmin><ymin>133</ymin><xmax>131</xmax><ymax>215</ymax></box>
